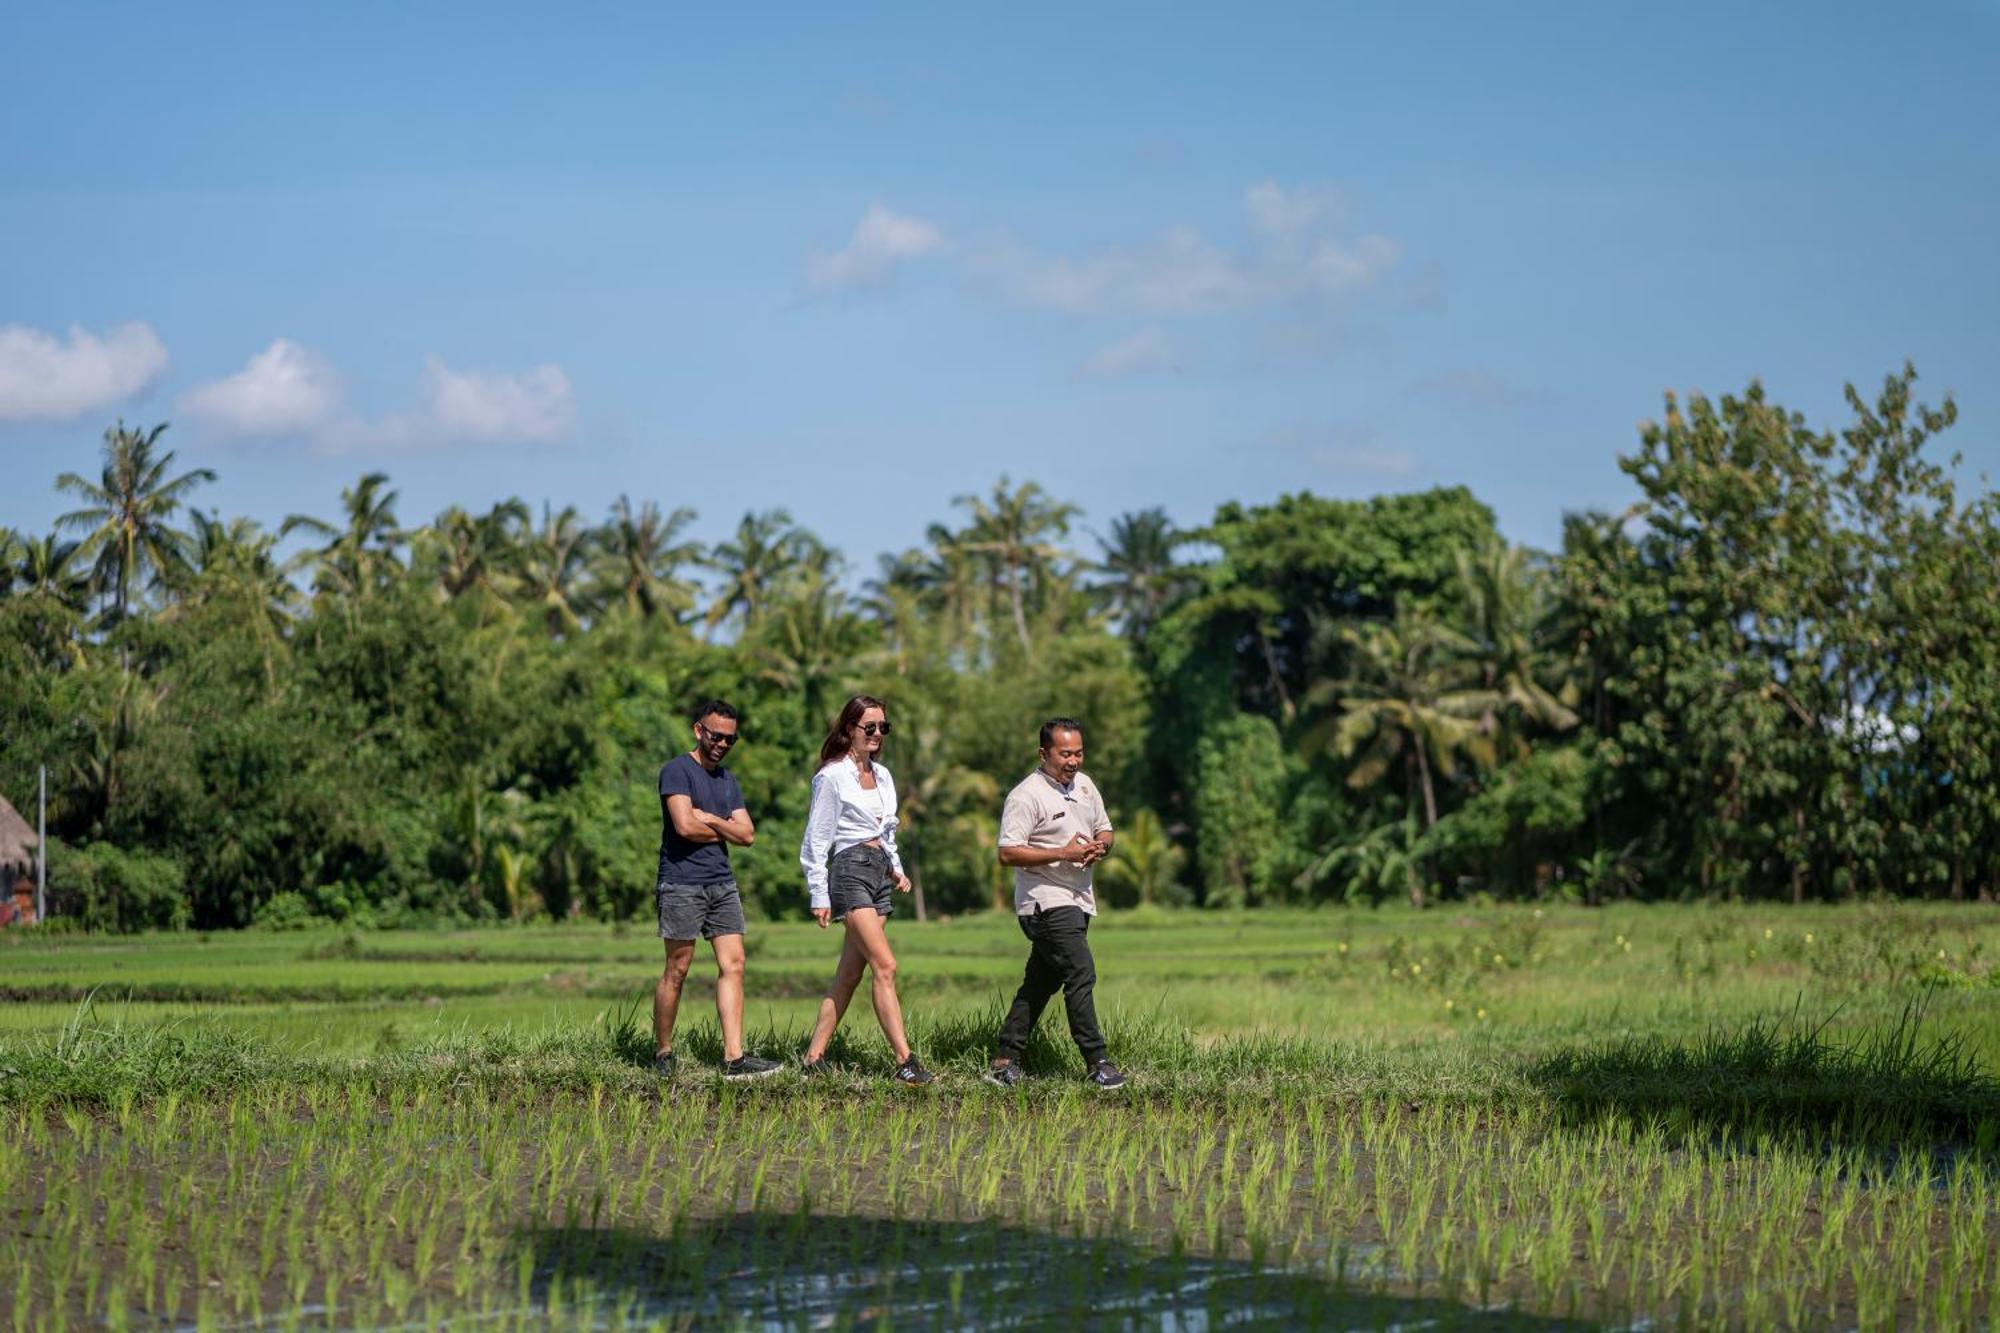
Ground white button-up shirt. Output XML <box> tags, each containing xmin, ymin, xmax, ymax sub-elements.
<box><xmin>799</xmin><ymin>757</ymin><xmax>903</xmax><ymax>910</ymax></box>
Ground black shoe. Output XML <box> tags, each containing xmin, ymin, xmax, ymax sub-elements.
<box><xmin>799</xmin><ymin>1054</ymin><xmax>832</xmax><ymax>1078</ymax></box>
<box><xmin>721</xmin><ymin>1055</ymin><xmax>783</xmax><ymax>1081</ymax></box>
<box><xmin>982</xmin><ymin>1059</ymin><xmax>1024</xmax><ymax>1089</ymax></box>
<box><xmin>892</xmin><ymin>1055</ymin><xmax>935</xmax><ymax>1086</ymax></box>
<box><xmin>1087</xmin><ymin>1060</ymin><xmax>1127</xmax><ymax>1091</ymax></box>
<box><xmin>653</xmin><ymin>1050</ymin><xmax>676</xmax><ymax>1080</ymax></box>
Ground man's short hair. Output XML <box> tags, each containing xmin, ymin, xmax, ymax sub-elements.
<box><xmin>691</xmin><ymin>699</ymin><xmax>739</xmax><ymax>725</ymax></box>
<box><xmin>1039</xmin><ymin>716</ymin><xmax>1085</xmax><ymax>750</ymax></box>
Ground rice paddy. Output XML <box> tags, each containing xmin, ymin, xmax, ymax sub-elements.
<box><xmin>3</xmin><ymin>901</ymin><xmax>1998</xmax><ymax>1329</ymax></box>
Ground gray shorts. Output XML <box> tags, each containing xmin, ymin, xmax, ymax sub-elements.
<box><xmin>829</xmin><ymin>846</ymin><xmax>896</xmax><ymax>923</ymax></box>
<box><xmin>657</xmin><ymin>877</ymin><xmax>746</xmax><ymax>940</ymax></box>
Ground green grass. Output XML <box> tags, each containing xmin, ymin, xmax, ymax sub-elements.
<box><xmin>2</xmin><ymin>901</ymin><xmax>1997</xmax><ymax>1329</ymax></box>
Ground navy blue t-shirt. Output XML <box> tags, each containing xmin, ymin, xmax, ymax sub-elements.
<box><xmin>658</xmin><ymin>753</ymin><xmax>745</xmax><ymax>885</ymax></box>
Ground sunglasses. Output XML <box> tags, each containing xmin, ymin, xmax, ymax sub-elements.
<box><xmin>697</xmin><ymin>723</ymin><xmax>740</xmax><ymax>747</ymax></box>
<box><xmin>857</xmin><ymin>721</ymin><xmax>893</xmax><ymax>737</ymax></box>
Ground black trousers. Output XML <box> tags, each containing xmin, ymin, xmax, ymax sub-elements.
<box><xmin>996</xmin><ymin>906</ymin><xmax>1107</xmax><ymax>1067</ymax></box>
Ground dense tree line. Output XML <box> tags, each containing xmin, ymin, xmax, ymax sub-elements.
<box><xmin>3</xmin><ymin>366</ymin><xmax>1995</xmax><ymax>930</ymax></box>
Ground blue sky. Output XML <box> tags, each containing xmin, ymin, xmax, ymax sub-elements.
<box><xmin>4</xmin><ymin>2</ymin><xmax>1996</xmax><ymax>571</ymax></box>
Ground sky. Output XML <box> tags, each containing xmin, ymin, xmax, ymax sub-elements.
<box><xmin>4</xmin><ymin>2</ymin><xmax>1997</xmax><ymax>573</ymax></box>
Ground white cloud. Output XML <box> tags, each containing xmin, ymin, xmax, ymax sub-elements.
<box><xmin>1411</xmin><ymin>368</ymin><xmax>1536</xmax><ymax>412</ymax></box>
<box><xmin>1264</xmin><ymin>422</ymin><xmax>1419</xmax><ymax>479</ymax></box>
<box><xmin>1074</xmin><ymin>327</ymin><xmax>1186</xmax><ymax>380</ymax></box>
<box><xmin>179</xmin><ymin>344</ymin><xmax>571</xmax><ymax>451</ymax></box>
<box><xmin>180</xmin><ymin>339</ymin><xmax>342</xmax><ymax>437</ymax></box>
<box><xmin>978</xmin><ymin>183</ymin><xmax>1400</xmax><ymax>316</ymax></box>
<box><xmin>323</xmin><ymin>356</ymin><xmax>575</xmax><ymax>452</ymax></box>
<box><xmin>0</xmin><ymin>322</ymin><xmax>168</xmax><ymax>422</ymax></box>
<box><xmin>807</xmin><ymin>203</ymin><xmax>947</xmax><ymax>294</ymax></box>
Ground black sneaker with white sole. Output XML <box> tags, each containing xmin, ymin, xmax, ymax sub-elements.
<box><xmin>891</xmin><ymin>1055</ymin><xmax>935</xmax><ymax>1086</ymax></box>
<box><xmin>1086</xmin><ymin>1060</ymin><xmax>1127</xmax><ymax>1091</ymax></box>
<box><xmin>721</xmin><ymin>1055</ymin><xmax>783</xmax><ymax>1081</ymax></box>
<box><xmin>982</xmin><ymin>1060</ymin><xmax>1024</xmax><ymax>1089</ymax></box>
<box><xmin>799</xmin><ymin>1055</ymin><xmax>832</xmax><ymax>1078</ymax></box>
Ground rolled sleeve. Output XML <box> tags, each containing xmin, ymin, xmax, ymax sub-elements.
<box><xmin>882</xmin><ymin>820</ymin><xmax>904</xmax><ymax>877</ymax></box>
<box><xmin>997</xmin><ymin>791</ymin><xmax>1035</xmax><ymax>848</ymax></box>
<box><xmin>799</xmin><ymin>771</ymin><xmax>839</xmax><ymax>910</ymax></box>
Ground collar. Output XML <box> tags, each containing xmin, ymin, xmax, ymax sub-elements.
<box><xmin>1035</xmin><ymin>768</ymin><xmax>1077</xmax><ymax>796</ymax></box>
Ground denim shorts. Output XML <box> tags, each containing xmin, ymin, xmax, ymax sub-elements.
<box><xmin>828</xmin><ymin>846</ymin><xmax>895</xmax><ymax>922</ymax></box>
<box><xmin>657</xmin><ymin>877</ymin><xmax>746</xmax><ymax>940</ymax></box>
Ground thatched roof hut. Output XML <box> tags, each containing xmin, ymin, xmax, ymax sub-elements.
<box><xmin>0</xmin><ymin>795</ymin><xmax>34</xmax><ymax>874</ymax></box>
<box><xmin>0</xmin><ymin>795</ymin><xmax>36</xmax><ymax>925</ymax></box>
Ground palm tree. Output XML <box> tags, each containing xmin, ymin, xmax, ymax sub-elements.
<box><xmin>428</xmin><ymin>499</ymin><xmax>529</xmax><ymax>623</ymax></box>
<box><xmin>1097</xmin><ymin>808</ymin><xmax>1185</xmax><ymax>906</ymax></box>
<box><xmin>0</xmin><ymin>527</ymin><xmax>19</xmax><ymax>598</ymax></box>
<box><xmin>1452</xmin><ymin>541</ymin><xmax>1579</xmax><ymax>754</ymax></box>
<box><xmin>55</xmin><ymin>421</ymin><xmax>215</xmax><ymax>623</ymax></box>
<box><xmin>282</xmin><ymin>472</ymin><xmax>405</xmax><ymax>602</ymax></box>
<box><xmin>1304</xmin><ymin>608</ymin><xmax>1501</xmax><ymax>906</ymax></box>
<box><xmin>703</xmin><ymin>509</ymin><xmax>809</xmax><ymax>636</ymax></box>
<box><xmin>953</xmin><ymin>477</ymin><xmax>1078</xmax><ymax>652</ymax></box>
<box><xmin>13</xmin><ymin>532</ymin><xmax>92</xmax><ymax>611</ymax></box>
<box><xmin>516</xmin><ymin>503</ymin><xmax>597</xmax><ymax>637</ymax></box>
<box><xmin>750</xmin><ymin>573</ymin><xmax>866</xmax><ymax>726</ymax></box>
<box><xmin>1094</xmin><ymin>507</ymin><xmax>1193</xmax><ymax>644</ymax></box>
<box><xmin>164</xmin><ymin>511</ymin><xmax>304</xmax><ymax>685</ymax></box>
<box><xmin>600</xmin><ymin>495</ymin><xmax>701</xmax><ymax>622</ymax></box>
<box><xmin>6</xmin><ymin>531</ymin><xmax>93</xmax><ymax>667</ymax></box>
<box><xmin>887</xmin><ymin>724</ymin><xmax>998</xmax><ymax>921</ymax></box>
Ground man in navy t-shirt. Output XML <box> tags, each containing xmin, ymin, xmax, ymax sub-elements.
<box><xmin>653</xmin><ymin>699</ymin><xmax>780</xmax><ymax>1081</ymax></box>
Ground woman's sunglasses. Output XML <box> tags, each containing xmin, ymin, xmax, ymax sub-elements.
<box><xmin>857</xmin><ymin>721</ymin><xmax>893</xmax><ymax>737</ymax></box>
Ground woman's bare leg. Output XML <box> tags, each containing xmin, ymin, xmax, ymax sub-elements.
<box><xmin>805</xmin><ymin>926</ymin><xmax>868</xmax><ymax>1061</ymax></box>
<box><xmin>842</xmin><ymin>908</ymin><xmax>911</xmax><ymax>1063</ymax></box>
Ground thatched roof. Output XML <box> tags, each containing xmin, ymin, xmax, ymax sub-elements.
<box><xmin>0</xmin><ymin>795</ymin><xmax>37</xmax><ymax>871</ymax></box>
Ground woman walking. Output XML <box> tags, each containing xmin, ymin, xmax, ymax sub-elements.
<box><xmin>798</xmin><ymin>695</ymin><xmax>935</xmax><ymax>1084</ymax></box>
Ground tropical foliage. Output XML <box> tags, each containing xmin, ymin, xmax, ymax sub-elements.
<box><xmin>3</xmin><ymin>364</ymin><xmax>1995</xmax><ymax>929</ymax></box>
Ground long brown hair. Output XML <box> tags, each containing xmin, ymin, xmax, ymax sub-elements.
<box><xmin>817</xmin><ymin>694</ymin><xmax>888</xmax><ymax>769</ymax></box>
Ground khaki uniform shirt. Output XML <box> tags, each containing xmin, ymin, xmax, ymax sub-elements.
<box><xmin>998</xmin><ymin>770</ymin><xmax>1113</xmax><ymax>916</ymax></box>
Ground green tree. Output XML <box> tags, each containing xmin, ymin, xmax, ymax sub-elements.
<box><xmin>1094</xmin><ymin>507</ymin><xmax>1194</xmax><ymax>647</ymax></box>
<box><xmin>55</xmin><ymin>421</ymin><xmax>215</xmax><ymax>623</ymax></box>
<box><xmin>599</xmin><ymin>495</ymin><xmax>701</xmax><ymax>622</ymax></box>
<box><xmin>1189</xmin><ymin>713</ymin><xmax>1291</xmax><ymax>907</ymax></box>
<box><xmin>516</xmin><ymin>503</ymin><xmax>599</xmax><ymax>637</ymax></box>
<box><xmin>283</xmin><ymin>471</ymin><xmax>405</xmax><ymax>604</ymax></box>
<box><xmin>953</xmin><ymin>476</ymin><xmax>1079</xmax><ymax>653</ymax></box>
<box><xmin>1305</xmin><ymin>609</ymin><xmax>1500</xmax><ymax>906</ymax></box>
<box><xmin>703</xmin><ymin>509</ymin><xmax>811</xmax><ymax>636</ymax></box>
<box><xmin>1097</xmin><ymin>807</ymin><xmax>1187</xmax><ymax>907</ymax></box>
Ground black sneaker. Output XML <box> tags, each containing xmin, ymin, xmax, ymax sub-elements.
<box><xmin>982</xmin><ymin>1060</ymin><xmax>1024</xmax><ymax>1089</ymax></box>
<box><xmin>721</xmin><ymin>1055</ymin><xmax>783</xmax><ymax>1081</ymax></box>
<box><xmin>891</xmin><ymin>1055</ymin><xmax>935</xmax><ymax>1086</ymax></box>
<box><xmin>653</xmin><ymin>1050</ymin><xmax>676</xmax><ymax>1080</ymax></box>
<box><xmin>1087</xmin><ymin>1061</ymin><xmax>1127</xmax><ymax>1091</ymax></box>
<box><xmin>799</xmin><ymin>1054</ymin><xmax>832</xmax><ymax>1078</ymax></box>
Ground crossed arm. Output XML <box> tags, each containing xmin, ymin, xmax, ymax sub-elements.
<box><xmin>663</xmin><ymin>795</ymin><xmax>756</xmax><ymax>847</ymax></box>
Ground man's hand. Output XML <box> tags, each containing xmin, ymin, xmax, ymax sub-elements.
<box><xmin>1080</xmin><ymin>837</ymin><xmax>1111</xmax><ymax>867</ymax></box>
<box><xmin>1063</xmin><ymin>832</ymin><xmax>1098</xmax><ymax>864</ymax></box>
<box><xmin>813</xmin><ymin>907</ymin><xmax>831</xmax><ymax>929</ymax></box>
<box><xmin>893</xmin><ymin>872</ymin><xmax>912</xmax><ymax>894</ymax></box>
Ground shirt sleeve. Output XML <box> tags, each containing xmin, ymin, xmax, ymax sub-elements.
<box><xmin>799</xmin><ymin>769</ymin><xmax>840</xmax><ymax>910</ymax></box>
<box><xmin>878</xmin><ymin>767</ymin><xmax>904</xmax><ymax>877</ymax></box>
<box><xmin>997</xmin><ymin>788</ymin><xmax>1036</xmax><ymax>848</ymax></box>
<box><xmin>722</xmin><ymin>770</ymin><xmax>747</xmax><ymax>815</ymax></box>
<box><xmin>658</xmin><ymin>760</ymin><xmax>687</xmax><ymax>798</ymax></box>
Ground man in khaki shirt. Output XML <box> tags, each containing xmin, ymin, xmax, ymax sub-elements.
<box><xmin>984</xmin><ymin>717</ymin><xmax>1127</xmax><ymax>1091</ymax></box>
